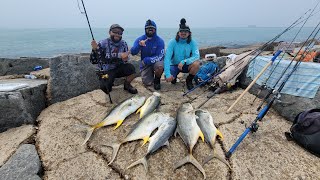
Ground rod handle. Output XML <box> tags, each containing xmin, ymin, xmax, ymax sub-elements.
<box><xmin>226</xmin><ymin>128</ymin><xmax>251</xmax><ymax>158</ymax></box>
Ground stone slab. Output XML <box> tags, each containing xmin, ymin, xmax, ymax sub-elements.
<box><xmin>0</xmin><ymin>78</ymin><xmax>47</xmax><ymax>132</ymax></box>
<box><xmin>0</xmin><ymin>144</ymin><xmax>41</xmax><ymax>180</ymax></box>
<box><xmin>0</xmin><ymin>125</ymin><xmax>36</xmax><ymax>167</ymax></box>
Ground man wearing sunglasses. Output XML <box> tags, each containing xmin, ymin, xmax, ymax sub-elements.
<box><xmin>131</xmin><ymin>19</ymin><xmax>165</xmax><ymax>90</ymax></box>
<box><xmin>90</xmin><ymin>24</ymin><xmax>138</xmax><ymax>94</ymax></box>
<box><xmin>164</xmin><ymin>18</ymin><xmax>200</xmax><ymax>90</ymax></box>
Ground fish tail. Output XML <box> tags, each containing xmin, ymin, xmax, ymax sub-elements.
<box><xmin>126</xmin><ymin>156</ymin><xmax>148</xmax><ymax>173</ymax></box>
<box><xmin>81</xmin><ymin>126</ymin><xmax>95</xmax><ymax>146</ymax></box>
<box><xmin>203</xmin><ymin>150</ymin><xmax>231</xmax><ymax>169</ymax></box>
<box><xmin>102</xmin><ymin>143</ymin><xmax>122</xmax><ymax>165</ymax></box>
<box><xmin>174</xmin><ymin>154</ymin><xmax>206</xmax><ymax>179</ymax></box>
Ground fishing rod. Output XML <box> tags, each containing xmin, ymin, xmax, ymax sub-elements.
<box><xmin>182</xmin><ymin>8</ymin><xmax>312</xmax><ymax>97</ymax></box>
<box><xmin>226</xmin><ymin>50</ymin><xmax>282</xmax><ymax>113</ymax></box>
<box><xmin>226</xmin><ymin>23</ymin><xmax>320</xmax><ymax>158</ymax></box>
<box><xmin>192</xmin><ymin>7</ymin><xmax>316</xmax><ymax>109</ymax></box>
<box><xmin>255</xmin><ymin>17</ymin><xmax>320</xmax><ymax>111</ymax></box>
<box><xmin>252</xmin><ymin>2</ymin><xmax>320</xmax><ymax>106</ymax></box>
<box><xmin>78</xmin><ymin>0</ymin><xmax>113</xmax><ymax>103</ymax></box>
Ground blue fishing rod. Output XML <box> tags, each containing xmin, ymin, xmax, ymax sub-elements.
<box><xmin>78</xmin><ymin>0</ymin><xmax>113</xmax><ymax>103</ymax></box>
<box><xmin>182</xmin><ymin>8</ymin><xmax>312</xmax><ymax>97</ymax></box>
<box><xmin>226</xmin><ymin>23</ymin><xmax>320</xmax><ymax>158</ymax></box>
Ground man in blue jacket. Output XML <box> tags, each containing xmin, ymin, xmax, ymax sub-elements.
<box><xmin>131</xmin><ymin>19</ymin><xmax>165</xmax><ymax>90</ymax></box>
<box><xmin>164</xmin><ymin>18</ymin><xmax>200</xmax><ymax>90</ymax></box>
<box><xmin>90</xmin><ymin>24</ymin><xmax>138</xmax><ymax>94</ymax></box>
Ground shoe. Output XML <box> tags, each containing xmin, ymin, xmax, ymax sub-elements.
<box><xmin>171</xmin><ymin>78</ymin><xmax>177</xmax><ymax>84</ymax></box>
<box><xmin>154</xmin><ymin>77</ymin><xmax>161</xmax><ymax>90</ymax></box>
<box><xmin>124</xmin><ymin>81</ymin><xmax>138</xmax><ymax>94</ymax></box>
<box><xmin>186</xmin><ymin>75</ymin><xmax>195</xmax><ymax>90</ymax></box>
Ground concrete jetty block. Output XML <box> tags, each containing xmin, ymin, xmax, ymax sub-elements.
<box><xmin>0</xmin><ymin>57</ymin><xmax>49</xmax><ymax>76</ymax></box>
<box><xmin>0</xmin><ymin>78</ymin><xmax>47</xmax><ymax>132</ymax></box>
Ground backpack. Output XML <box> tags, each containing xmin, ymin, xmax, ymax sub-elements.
<box><xmin>194</xmin><ymin>62</ymin><xmax>219</xmax><ymax>85</ymax></box>
<box><xmin>285</xmin><ymin>109</ymin><xmax>320</xmax><ymax>156</ymax></box>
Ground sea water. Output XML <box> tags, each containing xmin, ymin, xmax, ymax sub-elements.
<box><xmin>0</xmin><ymin>27</ymin><xmax>315</xmax><ymax>58</ymax></box>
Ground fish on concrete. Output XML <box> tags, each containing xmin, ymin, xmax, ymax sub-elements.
<box><xmin>81</xmin><ymin>95</ymin><xmax>146</xmax><ymax>145</ymax></box>
<box><xmin>136</xmin><ymin>92</ymin><xmax>161</xmax><ymax>119</ymax></box>
<box><xmin>103</xmin><ymin>112</ymin><xmax>172</xmax><ymax>165</ymax></box>
<box><xmin>174</xmin><ymin>103</ymin><xmax>207</xmax><ymax>179</ymax></box>
<box><xmin>195</xmin><ymin>109</ymin><xmax>230</xmax><ymax>168</ymax></box>
<box><xmin>126</xmin><ymin>117</ymin><xmax>176</xmax><ymax>172</ymax></box>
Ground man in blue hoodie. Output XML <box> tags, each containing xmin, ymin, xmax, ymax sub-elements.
<box><xmin>164</xmin><ymin>18</ymin><xmax>200</xmax><ymax>90</ymax></box>
<box><xmin>131</xmin><ymin>19</ymin><xmax>165</xmax><ymax>90</ymax></box>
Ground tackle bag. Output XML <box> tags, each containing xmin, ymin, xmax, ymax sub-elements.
<box><xmin>285</xmin><ymin>109</ymin><xmax>320</xmax><ymax>156</ymax></box>
<box><xmin>194</xmin><ymin>62</ymin><xmax>219</xmax><ymax>85</ymax></box>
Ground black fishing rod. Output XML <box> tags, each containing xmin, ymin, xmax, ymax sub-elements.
<box><xmin>182</xmin><ymin>8</ymin><xmax>312</xmax><ymax>97</ymax></box>
<box><xmin>78</xmin><ymin>0</ymin><xmax>113</xmax><ymax>103</ymax></box>
<box><xmin>256</xmin><ymin>18</ymin><xmax>320</xmax><ymax>111</ymax></box>
<box><xmin>79</xmin><ymin>0</ymin><xmax>94</xmax><ymax>40</ymax></box>
<box><xmin>252</xmin><ymin>2</ymin><xmax>320</xmax><ymax>106</ymax></box>
<box><xmin>226</xmin><ymin>23</ymin><xmax>320</xmax><ymax>158</ymax></box>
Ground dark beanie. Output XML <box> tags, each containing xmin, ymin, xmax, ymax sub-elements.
<box><xmin>179</xmin><ymin>18</ymin><xmax>190</xmax><ymax>32</ymax></box>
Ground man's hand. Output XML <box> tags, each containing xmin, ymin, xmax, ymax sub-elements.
<box><xmin>139</xmin><ymin>38</ymin><xmax>149</xmax><ymax>47</ymax></box>
<box><xmin>178</xmin><ymin>62</ymin><xmax>184</xmax><ymax>71</ymax></box>
<box><xmin>121</xmin><ymin>51</ymin><xmax>130</xmax><ymax>61</ymax></box>
<box><xmin>166</xmin><ymin>75</ymin><xmax>174</xmax><ymax>82</ymax></box>
<box><xmin>91</xmin><ymin>40</ymin><xmax>98</xmax><ymax>50</ymax></box>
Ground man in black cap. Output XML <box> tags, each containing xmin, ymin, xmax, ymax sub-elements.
<box><xmin>90</xmin><ymin>24</ymin><xmax>138</xmax><ymax>94</ymax></box>
<box><xmin>164</xmin><ymin>18</ymin><xmax>200</xmax><ymax>90</ymax></box>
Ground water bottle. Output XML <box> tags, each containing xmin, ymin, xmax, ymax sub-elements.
<box><xmin>33</xmin><ymin>66</ymin><xmax>43</xmax><ymax>71</ymax></box>
<box><xmin>24</xmin><ymin>74</ymin><xmax>37</xmax><ymax>79</ymax></box>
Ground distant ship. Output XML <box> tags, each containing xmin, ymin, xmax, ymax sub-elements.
<box><xmin>247</xmin><ymin>25</ymin><xmax>257</xmax><ymax>28</ymax></box>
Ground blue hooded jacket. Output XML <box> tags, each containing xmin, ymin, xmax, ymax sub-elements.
<box><xmin>164</xmin><ymin>38</ymin><xmax>200</xmax><ymax>78</ymax></box>
<box><xmin>130</xmin><ymin>20</ymin><xmax>165</xmax><ymax>68</ymax></box>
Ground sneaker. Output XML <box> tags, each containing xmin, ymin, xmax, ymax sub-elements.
<box><xmin>154</xmin><ymin>77</ymin><xmax>161</xmax><ymax>90</ymax></box>
<box><xmin>124</xmin><ymin>81</ymin><xmax>138</xmax><ymax>94</ymax></box>
<box><xmin>171</xmin><ymin>78</ymin><xmax>177</xmax><ymax>84</ymax></box>
<box><xmin>186</xmin><ymin>75</ymin><xmax>194</xmax><ymax>90</ymax></box>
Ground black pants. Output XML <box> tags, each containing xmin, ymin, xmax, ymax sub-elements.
<box><xmin>98</xmin><ymin>63</ymin><xmax>136</xmax><ymax>94</ymax></box>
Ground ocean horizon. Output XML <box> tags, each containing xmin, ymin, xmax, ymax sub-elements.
<box><xmin>0</xmin><ymin>27</ymin><xmax>316</xmax><ymax>58</ymax></box>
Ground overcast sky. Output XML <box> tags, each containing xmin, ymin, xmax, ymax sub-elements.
<box><xmin>0</xmin><ymin>0</ymin><xmax>319</xmax><ymax>28</ymax></box>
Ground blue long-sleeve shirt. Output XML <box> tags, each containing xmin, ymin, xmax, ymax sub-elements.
<box><xmin>131</xmin><ymin>34</ymin><xmax>165</xmax><ymax>68</ymax></box>
<box><xmin>164</xmin><ymin>38</ymin><xmax>200</xmax><ymax>78</ymax></box>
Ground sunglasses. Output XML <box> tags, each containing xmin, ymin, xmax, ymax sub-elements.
<box><xmin>111</xmin><ymin>31</ymin><xmax>123</xmax><ymax>35</ymax></box>
<box><xmin>179</xmin><ymin>30</ymin><xmax>190</xmax><ymax>33</ymax></box>
<box><xmin>146</xmin><ymin>27</ymin><xmax>155</xmax><ymax>31</ymax></box>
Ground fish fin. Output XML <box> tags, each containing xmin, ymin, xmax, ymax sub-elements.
<box><xmin>81</xmin><ymin>126</ymin><xmax>95</xmax><ymax>146</ymax></box>
<box><xmin>199</xmin><ymin>131</ymin><xmax>205</xmax><ymax>142</ymax></box>
<box><xmin>163</xmin><ymin>140</ymin><xmax>170</xmax><ymax>147</ymax></box>
<box><xmin>113</xmin><ymin>120</ymin><xmax>124</xmax><ymax>130</ymax></box>
<box><xmin>203</xmin><ymin>150</ymin><xmax>231</xmax><ymax>169</ymax></box>
<box><xmin>216</xmin><ymin>129</ymin><xmax>224</xmax><ymax>140</ymax></box>
<box><xmin>174</xmin><ymin>154</ymin><xmax>206</xmax><ymax>179</ymax></box>
<box><xmin>126</xmin><ymin>156</ymin><xmax>148</xmax><ymax>173</ymax></box>
<box><xmin>141</xmin><ymin>136</ymin><xmax>150</xmax><ymax>146</ymax></box>
<box><xmin>174</xmin><ymin>127</ymin><xmax>179</xmax><ymax>137</ymax></box>
<box><xmin>202</xmin><ymin>154</ymin><xmax>214</xmax><ymax>165</ymax></box>
<box><xmin>102</xmin><ymin>143</ymin><xmax>122</xmax><ymax>165</ymax></box>
<box><xmin>136</xmin><ymin>107</ymin><xmax>141</xmax><ymax>114</ymax></box>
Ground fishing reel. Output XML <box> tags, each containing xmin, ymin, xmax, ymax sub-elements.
<box><xmin>250</xmin><ymin>122</ymin><xmax>259</xmax><ymax>132</ymax></box>
<box><xmin>95</xmin><ymin>69</ymin><xmax>108</xmax><ymax>78</ymax></box>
